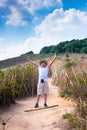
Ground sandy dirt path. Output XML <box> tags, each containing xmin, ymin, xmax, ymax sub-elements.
<box><xmin>0</xmin><ymin>78</ymin><xmax>74</xmax><ymax>130</ymax></box>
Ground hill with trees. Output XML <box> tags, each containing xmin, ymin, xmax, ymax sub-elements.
<box><xmin>40</xmin><ymin>38</ymin><xmax>87</xmax><ymax>54</ymax></box>
<box><xmin>0</xmin><ymin>38</ymin><xmax>87</xmax><ymax>69</ymax></box>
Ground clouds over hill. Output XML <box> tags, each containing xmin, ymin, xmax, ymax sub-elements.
<box><xmin>0</xmin><ymin>0</ymin><xmax>87</xmax><ymax>60</ymax></box>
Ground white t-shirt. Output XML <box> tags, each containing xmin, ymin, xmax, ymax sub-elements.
<box><xmin>38</xmin><ymin>66</ymin><xmax>49</xmax><ymax>82</ymax></box>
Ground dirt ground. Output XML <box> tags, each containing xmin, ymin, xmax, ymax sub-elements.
<box><xmin>0</xmin><ymin>78</ymin><xmax>75</xmax><ymax>130</ymax></box>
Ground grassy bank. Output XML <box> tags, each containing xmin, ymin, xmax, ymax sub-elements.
<box><xmin>52</xmin><ymin>59</ymin><xmax>87</xmax><ymax>130</ymax></box>
<box><xmin>0</xmin><ymin>63</ymin><xmax>38</xmax><ymax>107</ymax></box>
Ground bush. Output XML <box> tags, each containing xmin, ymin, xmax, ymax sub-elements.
<box><xmin>52</xmin><ymin>59</ymin><xmax>87</xmax><ymax>130</ymax></box>
<box><xmin>54</xmin><ymin>61</ymin><xmax>87</xmax><ymax>99</ymax></box>
<box><xmin>64</xmin><ymin>60</ymin><xmax>77</xmax><ymax>69</ymax></box>
<box><xmin>0</xmin><ymin>63</ymin><xmax>38</xmax><ymax>107</ymax></box>
<box><xmin>63</xmin><ymin>99</ymin><xmax>87</xmax><ymax>130</ymax></box>
<box><xmin>63</xmin><ymin>113</ymin><xmax>78</xmax><ymax>129</ymax></box>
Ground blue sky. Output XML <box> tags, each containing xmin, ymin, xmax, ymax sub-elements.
<box><xmin>0</xmin><ymin>0</ymin><xmax>87</xmax><ymax>60</ymax></box>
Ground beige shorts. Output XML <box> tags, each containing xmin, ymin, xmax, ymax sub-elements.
<box><xmin>37</xmin><ymin>81</ymin><xmax>49</xmax><ymax>95</ymax></box>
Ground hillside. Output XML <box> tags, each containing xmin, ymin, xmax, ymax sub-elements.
<box><xmin>0</xmin><ymin>55</ymin><xmax>27</xmax><ymax>69</ymax></box>
<box><xmin>40</xmin><ymin>38</ymin><xmax>87</xmax><ymax>54</ymax></box>
<box><xmin>0</xmin><ymin>54</ymin><xmax>53</xmax><ymax>69</ymax></box>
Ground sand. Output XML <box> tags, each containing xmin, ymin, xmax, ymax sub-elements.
<box><xmin>0</xmin><ymin>78</ymin><xmax>74</xmax><ymax>130</ymax></box>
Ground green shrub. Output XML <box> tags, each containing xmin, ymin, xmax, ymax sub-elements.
<box><xmin>64</xmin><ymin>60</ymin><xmax>77</xmax><ymax>69</ymax></box>
<box><xmin>63</xmin><ymin>113</ymin><xmax>80</xmax><ymax>129</ymax></box>
<box><xmin>60</xmin><ymin>92</ymin><xmax>65</xmax><ymax>97</ymax></box>
<box><xmin>63</xmin><ymin>100</ymin><xmax>87</xmax><ymax>130</ymax></box>
<box><xmin>0</xmin><ymin>63</ymin><xmax>38</xmax><ymax>107</ymax></box>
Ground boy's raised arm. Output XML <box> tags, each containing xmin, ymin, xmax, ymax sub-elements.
<box><xmin>27</xmin><ymin>57</ymin><xmax>38</xmax><ymax>68</ymax></box>
<box><xmin>48</xmin><ymin>55</ymin><xmax>57</xmax><ymax>68</ymax></box>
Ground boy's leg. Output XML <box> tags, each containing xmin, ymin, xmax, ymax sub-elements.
<box><xmin>36</xmin><ymin>95</ymin><xmax>40</xmax><ymax>103</ymax></box>
<box><xmin>37</xmin><ymin>82</ymin><xmax>43</xmax><ymax>103</ymax></box>
<box><xmin>44</xmin><ymin>94</ymin><xmax>48</xmax><ymax>107</ymax></box>
<box><xmin>35</xmin><ymin>95</ymin><xmax>40</xmax><ymax>108</ymax></box>
<box><xmin>44</xmin><ymin>94</ymin><xmax>47</xmax><ymax>103</ymax></box>
<box><xmin>35</xmin><ymin>82</ymin><xmax>41</xmax><ymax>108</ymax></box>
<box><xmin>43</xmin><ymin>81</ymin><xmax>49</xmax><ymax>107</ymax></box>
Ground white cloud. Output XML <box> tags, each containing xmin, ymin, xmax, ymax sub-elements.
<box><xmin>16</xmin><ymin>0</ymin><xmax>62</xmax><ymax>14</ymax></box>
<box><xmin>1</xmin><ymin>8</ymin><xmax>87</xmax><ymax>60</ymax></box>
<box><xmin>6</xmin><ymin>6</ymin><xmax>28</xmax><ymax>26</ymax></box>
<box><xmin>35</xmin><ymin>8</ymin><xmax>87</xmax><ymax>40</ymax></box>
<box><xmin>0</xmin><ymin>38</ymin><xmax>5</xmax><ymax>43</ymax></box>
<box><xmin>0</xmin><ymin>0</ymin><xmax>8</xmax><ymax>7</ymax></box>
<box><xmin>19</xmin><ymin>8</ymin><xmax>87</xmax><ymax>52</ymax></box>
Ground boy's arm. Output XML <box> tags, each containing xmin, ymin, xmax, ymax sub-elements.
<box><xmin>48</xmin><ymin>55</ymin><xmax>57</xmax><ymax>68</ymax></box>
<box><xmin>27</xmin><ymin>57</ymin><xmax>38</xmax><ymax>68</ymax></box>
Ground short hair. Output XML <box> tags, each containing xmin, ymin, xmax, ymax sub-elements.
<box><xmin>39</xmin><ymin>60</ymin><xmax>48</xmax><ymax>65</ymax></box>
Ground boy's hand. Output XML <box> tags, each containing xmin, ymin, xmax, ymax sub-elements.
<box><xmin>48</xmin><ymin>54</ymin><xmax>57</xmax><ymax>67</ymax></box>
<box><xmin>27</xmin><ymin>57</ymin><xmax>38</xmax><ymax>67</ymax></box>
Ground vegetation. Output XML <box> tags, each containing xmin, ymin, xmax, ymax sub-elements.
<box><xmin>52</xmin><ymin>59</ymin><xmax>87</xmax><ymax>130</ymax></box>
<box><xmin>63</xmin><ymin>100</ymin><xmax>87</xmax><ymax>130</ymax></box>
<box><xmin>64</xmin><ymin>60</ymin><xmax>77</xmax><ymax>69</ymax></box>
<box><xmin>0</xmin><ymin>63</ymin><xmax>38</xmax><ymax>107</ymax></box>
<box><xmin>40</xmin><ymin>38</ymin><xmax>87</xmax><ymax>54</ymax></box>
<box><xmin>63</xmin><ymin>113</ymin><xmax>78</xmax><ymax>129</ymax></box>
<box><xmin>52</xmin><ymin>60</ymin><xmax>87</xmax><ymax>99</ymax></box>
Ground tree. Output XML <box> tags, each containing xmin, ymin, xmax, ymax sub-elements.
<box><xmin>80</xmin><ymin>47</ymin><xmax>87</xmax><ymax>53</ymax></box>
<box><xmin>39</xmin><ymin>38</ymin><xmax>87</xmax><ymax>54</ymax></box>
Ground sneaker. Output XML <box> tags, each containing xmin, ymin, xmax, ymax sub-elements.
<box><xmin>34</xmin><ymin>103</ymin><xmax>39</xmax><ymax>108</ymax></box>
<box><xmin>44</xmin><ymin>103</ymin><xmax>48</xmax><ymax>107</ymax></box>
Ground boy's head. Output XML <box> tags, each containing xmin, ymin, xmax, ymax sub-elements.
<box><xmin>39</xmin><ymin>60</ymin><xmax>48</xmax><ymax>67</ymax></box>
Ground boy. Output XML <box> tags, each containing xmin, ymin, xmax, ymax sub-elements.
<box><xmin>27</xmin><ymin>55</ymin><xmax>56</xmax><ymax>108</ymax></box>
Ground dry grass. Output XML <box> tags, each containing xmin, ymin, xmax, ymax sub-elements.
<box><xmin>52</xmin><ymin>58</ymin><xmax>87</xmax><ymax>130</ymax></box>
<box><xmin>0</xmin><ymin>63</ymin><xmax>38</xmax><ymax>107</ymax></box>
